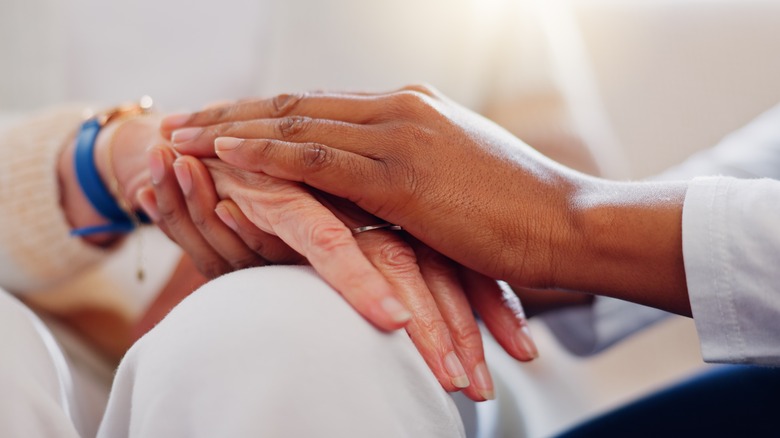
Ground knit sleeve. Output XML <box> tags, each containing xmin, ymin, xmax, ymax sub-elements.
<box><xmin>0</xmin><ymin>105</ymin><xmax>107</xmax><ymax>293</ymax></box>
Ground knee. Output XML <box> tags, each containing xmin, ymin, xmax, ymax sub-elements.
<box><xmin>129</xmin><ymin>265</ymin><xmax>410</xmax><ymax>386</ymax></box>
<box><xmin>109</xmin><ymin>266</ymin><xmax>464</xmax><ymax>437</ymax></box>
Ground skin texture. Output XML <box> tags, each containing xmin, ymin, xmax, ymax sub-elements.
<box><xmin>163</xmin><ymin>85</ymin><xmax>691</xmax><ymax>316</ymax></box>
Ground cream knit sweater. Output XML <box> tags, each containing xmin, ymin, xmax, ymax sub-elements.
<box><xmin>0</xmin><ymin>106</ymin><xmax>106</xmax><ymax>294</ymax></box>
<box><xmin>0</xmin><ymin>106</ymin><xmax>182</xmax><ymax>322</ymax></box>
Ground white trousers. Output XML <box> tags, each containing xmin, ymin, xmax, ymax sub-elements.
<box><xmin>0</xmin><ymin>266</ymin><xmax>482</xmax><ymax>437</ymax></box>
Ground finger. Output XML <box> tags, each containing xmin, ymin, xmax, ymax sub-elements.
<box><xmin>214</xmin><ymin>199</ymin><xmax>305</xmax><ymax>265</ymax></box>
<box><xmin>315</xmin><ymin>193</ymin><xmax>474</xmax><ymax>395</ymax></box>
<box><xmin>214</xmin><ymin>137</ymin><xmax>385</xmax><ymax>206</ymax></box>
<box><xmin>461</xmin><ymin>270</ymin><xmax>539</xmax><ymax>362</ymax></box>
<box><xmin>172</xmin><ymin>156</ymin><xmax>268</xmax><ymax>271</ymax></box>
<box><xmin>136</xmin><ymin>185</ymin><xmax>160</xmax><ymax>223</ymax></box>
<box><xmin>354</xmin><ymin>230</ymin><xmax>468</xmax><ymax>394</ymax></box>
<box><xmin>161</xmin><ymin>92</ymin><xmax>389</xmax><ymax>135</ymax></box>
<box><xmin>272</xmin><ymin>207</ymin><xmax>412</xmax><ymax>332</ymax></box>
<box><xmin>171</xmin><ymin>117</ymin><xmax>375</xmax><ymax>157</ymax></box>
<box><xmin>159</xmin><ymin>100</ymin><xmax>235</xmax><ymax>140</ymax></box>
<box><xmin>207</xmin><ymin>165</ymin><xmax>412</xmax><ymax>331</ymax></box>
<box><xmin>147</xmin><ymin>145</ymin><xmax>232</xmax><ymax>279</ymax></box>
<box><xmin>414</xmin><ymin>246</ymin><xmax>493</xmax><ymax>401</ymax></box>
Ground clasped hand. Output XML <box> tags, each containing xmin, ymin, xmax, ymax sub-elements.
<box><xmin>106</xmin><ymin>88</ymin><xmax>542</xmax><ymax>402</ymax></box>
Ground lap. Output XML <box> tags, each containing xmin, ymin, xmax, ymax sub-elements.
<box><xmin>100</xmin><ymin>266</ymin><xmax>467</xmax><ymax>437</ymax></box>
<box><xmin>0</xmin><ymin>288</ymin><xmax>81</xmax><ymax>438</ymax></box>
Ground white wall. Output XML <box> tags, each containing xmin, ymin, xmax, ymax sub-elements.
<box><xmin>571</xmin><ymin>0</ymin><xmax>780</xmax><ymax>177</ymax></box>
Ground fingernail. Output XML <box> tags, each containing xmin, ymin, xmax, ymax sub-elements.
<box><xmin>171</xmin><ymin>127</ymin><xmax>202</xmax><ymax>144</ymax></box>
<box><xmin>215</xmin><ymin>137</ymin><xmax>243</xmax><ymax>152</ymax></box>
<box><xmin>149</xmin><ymin>150</ymin><xmax>165</xmax><ymax>185</ymax></box>
<box><xmin>473</xmin><ymin>362</ymin><xmax>495</xmax><ymax>400</ymax></box>
<box><xmin>136</xmin><ymin>189</ymin><xmax>160</xmax><ymax>222</ymax></box>
<box><xmin>162</xmin><ymin>113</ymin><xmax>191</xmax><ymax>130</ymax></box>
<box><xmin>380</xmin><ymin>296</ymin><xmax>412</xmax><ymax>324</ymax></box>
<box><xmin>173</xmin><ymin>160</ymin><xmax>192</xmax><ymax>195</ymax></box>
<box><xmin>516</xmin><ymin>326</ymin><xmax>539</xmax><ymax>360</ymax></box>
<box><xmin>444</xmin><ymin>352</ymin><xmax>470</xmax><ymax>389</ymax></box>
<box><xmin>215</xmin><ymin>204</ymin><xmax>238</xmax><ymax>232</ymax></box>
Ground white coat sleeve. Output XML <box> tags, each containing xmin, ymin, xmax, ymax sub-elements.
<box><xmin>683</xmin><ymin>177</ymin><xmax>780</xmax><ymax>365</ymax></box>
<box><xmin>541</xmin><ymin>102</ymin><xmax>780</xmax><ymax>356</ymax></box>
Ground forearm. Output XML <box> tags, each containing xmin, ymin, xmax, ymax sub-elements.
<box><xmin>561</xmin><ymin>179</ymin><xmax>690</xmax><ymax>316</ymax></box>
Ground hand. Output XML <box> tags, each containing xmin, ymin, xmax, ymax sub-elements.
<box><xmin>160</xmin><ymin>87</ymin><xmax>690</xmax><ymax>315</ymax></box>
<box><xmin>161</xmin><ymin>86</ymin><xmax>574</xmax><ymax>288</ymax></box>
<box><xmin>137</xmin><ymin>148</ymin><xmax>539</xmax><ymax>401</ymax></box>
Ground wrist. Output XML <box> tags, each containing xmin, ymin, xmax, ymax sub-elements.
<box><xmin>561</xmin><ymin>179</ymin><xmax>690</xmax><ymax>315</ymax></box>
<box><xmin>59</xmin><ymin>98</ymin><xmax>156</xmax><ymax>246</ymax></box>
<box><xmin>93</xmin><ymin>116</ymin><xmax>156</xmax><ymax>203</ymax></box>
<box><xmin>58</xmin><ymin>135</ymin><xmax>120</xmax><ymax>247</ymax></box>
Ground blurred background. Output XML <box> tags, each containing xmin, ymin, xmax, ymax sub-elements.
<box><xmin>2</xmin><ymin>0</ymin><xmax>779</xmax><ymax>436</ymax></box>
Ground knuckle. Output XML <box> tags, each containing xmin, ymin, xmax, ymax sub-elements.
<box><xmin>392</xmin><ymin>90</ymin><xmax>430</xmax><ymax>112</ymax></box>
<box><xmin>378</xmin><ymin>240</ymin><xmax>418</xmax><ymax>271</ymax></box>
<box><xmin>231</xmin><ymin>138</ymin><xmax>276</xmax><ymax>171</ymax></box>
<box><xmin>158</xmin><ymin>204</ymin><xmax>183</xmax><ymax>228</ymax></box>
<box><xmin>389</xmin><ymin>90</ymin><xmax>443</xmax><ymax>124</ymax></box>
<box><xmin>417</xmin><ymin>317</ymin><xmax>453</xmax><ymax>345</ymax></box>
<box><xmin>401</xmin><ymin>83</ymin><xmax>437</xmax><ymax>97</ymax></box>
<box><xmin>277</xmin><ymin>115</ymin><xmax>312</xmax><ymax>140</ymax></box>
<box><xmin>271</xmin><ymin>93</ymin><xmax>305</xmax><ymax>117</ymax></box>
<box><xmin>189</xmin><ymin>211</ymin><xmax>210</xmax><ymax>230</ymax></box>
<box><xmin>249</xmin><ymin>138</ymin><xmax>276</xmax><ymax>159</ymax></box>
<box><xmin>301</xmin><ymin>142</ymin><xmax>330</xmax><ymax>169</ymax></box>
<box><xmin>308</xmin><ymin>222</ymin><xmax>353</xmax><ymax>254</ymax></box>
<box><xmin>453</xmin><ymin>324</ymin><xmax>484</xmax><ymax>350</ymax></box>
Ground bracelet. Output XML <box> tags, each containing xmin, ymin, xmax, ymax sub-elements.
<box><xmin>70</xmin><ymin>97</ymin><xmax>153</xmax><ymax>237</ymax></box>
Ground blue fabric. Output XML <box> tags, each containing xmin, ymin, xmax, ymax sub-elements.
<box><xmin>557</xmin><ymin>365</ymin><xmax>779</xmax><ymax>437</ymax></box>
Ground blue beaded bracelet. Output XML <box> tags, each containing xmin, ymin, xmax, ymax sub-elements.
<box><xmin>69</xmin><ymin>117</ymin><xmax>149</xmax><ymax>237</ymax></box>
